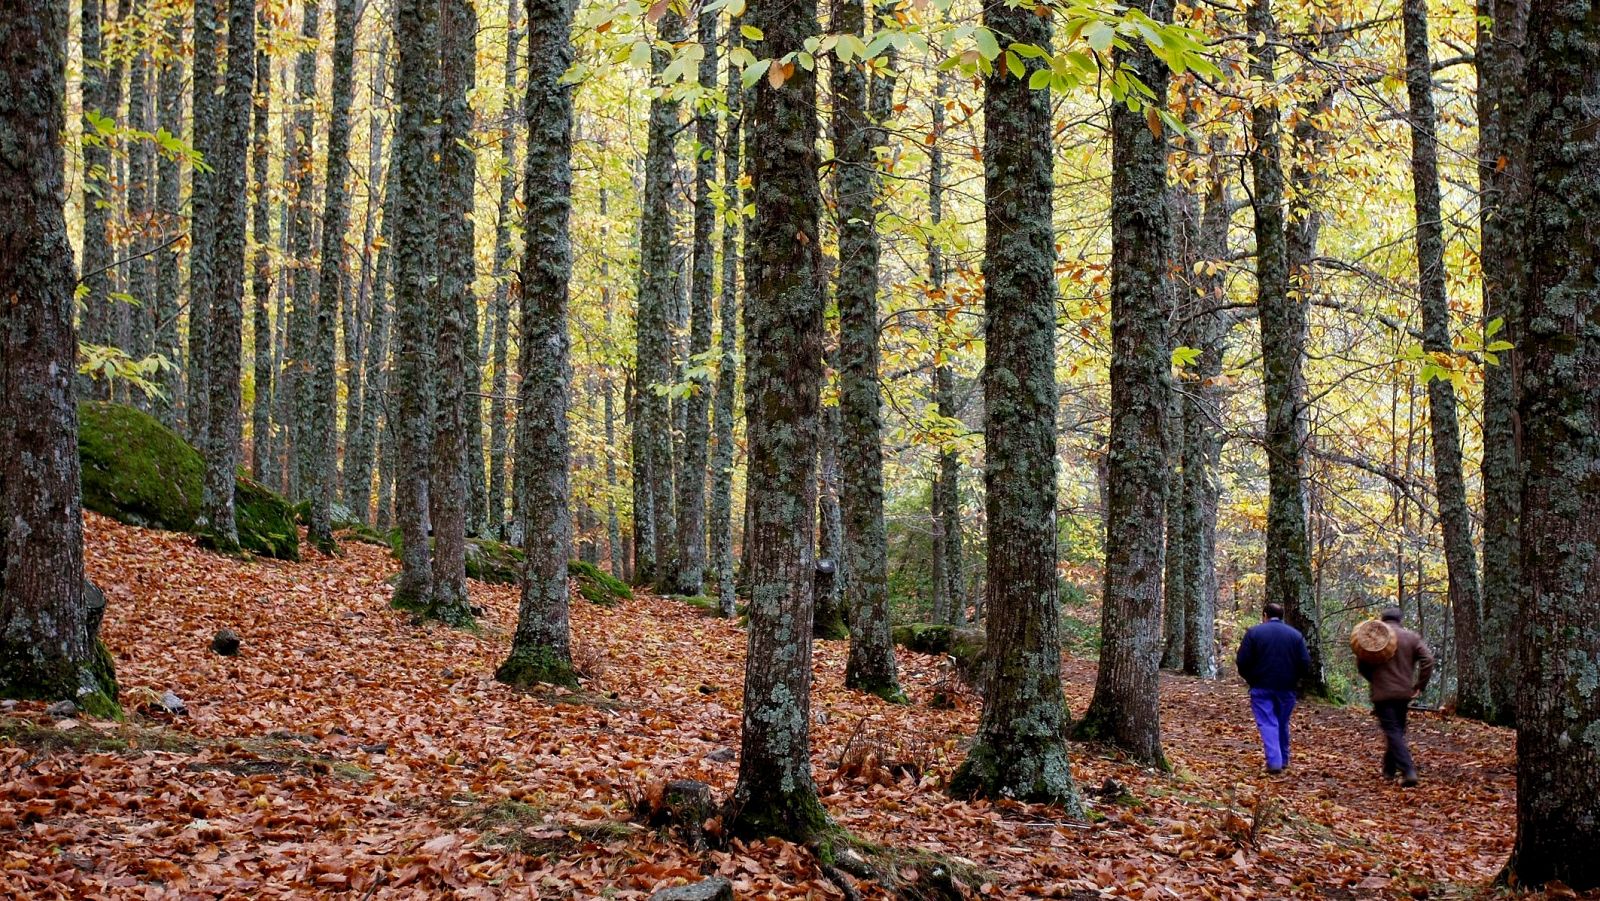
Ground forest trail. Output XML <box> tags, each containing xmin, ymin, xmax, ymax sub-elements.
<box><xmin>0</xmin><ymin>516</ymin><xmax>1515</xmax><ymax>899</ymax></box>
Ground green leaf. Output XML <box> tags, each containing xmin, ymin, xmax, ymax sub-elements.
<box><xmin>1028</xmin><ymin>68</ymin><xmax>1052</xmax><ymax>90</ymax></box>
<box><xmin>1085</xmin><ymin>21</ymin><xmax>1114</xmax><ymax>53</ymax></box>
<box><xmin>974</xmin><ymin>26</ymin><xmax>1000</xmax><ymax>60</ymax></box>
<box><xmin>741</xmin><ymin>24</ymin><xmax>763</xmax><ymax>41</ymax></box>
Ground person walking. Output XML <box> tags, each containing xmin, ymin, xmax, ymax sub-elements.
<box><xmin>1357</xmin><ymin>606</ymin><xmax>1435</xmax><ymax>787</ymax></box>
<box><xmin>1235</xmin><ymin>602</ymin><xmax>1312</xmax><ymax>774</ymax></box>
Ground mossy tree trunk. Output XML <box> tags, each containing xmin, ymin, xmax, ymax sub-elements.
<box><xmin>816</xmin><ymin>397</ymin><xmax>849</xmax><ymax>641</ymax></box>
<box><xmin>710</xmin><ymin>42</ymin><xmax>743</xmax><ymax>619</ymax></box>
<box><xmin>634</xmin><ymin>10</ymin><xmax>685</xmax><ymax>591</ymax></box>
<box><xmin>486</xmin><ymin>0</ymin><xmax>522</xmax><ymax>541</ymax></box>
<box><xmin>948</xmin><ymin>4</ymin><xmax>1082</xmax><ymax>813</ymax></box>
<box><xmin>671</xmin><ymin>4</ymin><xmax>719</xmax><ymax>597</ymax></box>
<box><xmin>308</xmin><ymin>0</ymin><xmax>358</xmax><ymax>554</ymax></box>
<box><xmin>153</xmin><ymin>12</ymin><xmax>184</xmax><ymax>429</ymax></box>
<box><xmin>78</xmin><ymin>0</ymin><xmax>113</xmax><ymax>402</ymax></box>
<box><xmin>389</xmin><ymin>0</ymin><xmax>440</xmax><ymax>613</ymax></box>
<box><xmin>1476</xmin><ymin>0</ymin><xmax>1527</xmax><ymax>729</ymax></box>
<box><xmin>726</xmin><ymin>0</ymin><xmax>833</xmax><ymax>843</ymax></box>
<box><xmin>1402</xmin><ymin>0</ymin><xmax>1489</xmax><ymax>719</ymax></box>
<box><xmin>250</xmin><ymin>26</ymin><xmax>275</xmax><ymax>487</ymax></box>
<box><xmin>285</xmin><ymin>0</ymin><xmax>320</xmax><ymax>507</ymax></box>
<box><xmin>832</xmin><ymin>0</ymin><xmax>902</xmax><ymax>701</ymax></box>
<box><xmin>927</xmin><ymin>74</ymin><xmax>967</xmax><ymax>628</ymax></box>
<box><xmin>187</xmin><ymin>0</ymin><xmax>219</xmax><ymax>440</ymax></box>
<box><xmin>427</xmin><ymin>0</ymin><xmax>476</xmax><ymax>623</ymax></box>
<box><xmin>198</xmin><ymin>0</ymin><xmax>255</xmax><ymax>553</ymax></box>
<box><xmin>0</xmin><ymin>0</ymin><xmax>120</xmax><ymax>718</ymax></box>
<box><xmin>1249</xmin><ymin>0</ymin><xmax>1326</xmax><ymax>695</ymax></box>
<box><xmin>1078</xmin><ymin>0</ymin><xmax>1175</xmax><ymax>768</ymax></box>
<box><xmin>497</xmin><ymin>0</ymin><xmax>580</xmax><ymax>690</ymax></box>
<box><xmin>1504</xmin><ymin>0</ymin><xmax>1600</xmax><ymax>886</ymax></box>
<box><xmin>125</xmin><ymin>42</ymin><xmax>155</xmax><ymax>403</ymax></box>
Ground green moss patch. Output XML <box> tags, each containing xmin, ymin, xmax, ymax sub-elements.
<box><xmin>78</xmin><ymin>401</ymin><xmax>299</xmax><ymax>560</ymax></box>
<box><xmin>569</xmin><ymin>559</ymin><xmax>630</xmax><ymax>606</ymax></box>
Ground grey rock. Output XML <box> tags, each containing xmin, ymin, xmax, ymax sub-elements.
<box><xmin>211</xmin><ymin>628</ymin><xmax>241</xmax><ymax>656</ymax></box>
<box><xmin>45</xmin><ymin>700</ymin><xmax>78</xmax><ymax>718</ymax></box>
<box><xmin>160</xmin><ymin>690</ymin><xmax>188</xmax><ymax>716</ymax></box>
<box><xmin>704</xmin><ymin>747</ymin><xmax>735</xmax><ymax>763</ymax></box>
<box><xmin>650</xmin><ymin>876</ymin><xmax>733</xmax><ymax>901</ymax></box>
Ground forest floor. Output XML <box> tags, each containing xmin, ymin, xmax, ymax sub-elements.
<box><xmin>0</xmin><ymin>514</ymin><xmax>1538</xmax><ymax>900</ymax></box>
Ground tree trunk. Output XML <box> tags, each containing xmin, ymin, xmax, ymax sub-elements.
<box><xmin>486</xmin><ymin>0</ymin><xmax>522</xmax><ymax>541</ymax></box>
<box><xmin>725</xmin><ymin>0</ymin><xmax>832</xmax><ymax>843</ymax></box>
<box><xmin>125</xmin><ymin>44</ymin><xmax>155</xmax><ymax>402</ymax></box>
<box><xmin>188</xmin><ymin>0</ymin><xmax>219</xmax><ymax>441</ymax></box>
<box><xmin>830</xmin><ymin>0</ymin><xmax>901</xmax><ymax>701</ymax></box>
<box><xmin>1401</xmin><ymin>0</ymin><xmax>1489</xmax><ymax>718</ymax></box>
<box><xmin>497</xmin><ymin>0</ymin><xmax>580</xmax><ymax>688</ymax></box>
<box><xmin>1160</xmin><ymin>378</ymin><xmax>1186</xmax><ymax>672</ymax></box>
<box><xmin>0</xmin><ymin>0</ymin><xmax>120</xmax><ymax>717</ymax></box>
<box><xmin>816</xmin><ymin>397</ymin><xmax>849</xmax><ymax>641</ymax></box>
<box><xmin>153</xmin><ymin>13</ymin><xmax>183</xmax><ymax>428</ymax></box>
<box><xmin>306</xmin><ymin>0</ymin><xmax>357</xmax><ymax>554</ymax></box>
<box><xmin>250</xmin><ymin>24</ymin><xmax>275</xmax><ymax>486</ymax></box>
<box><xmin>672</xmin><ymin>5</ymin><xmax>719</xmax><ymax>597</ymax></box>
<box><xmin>1477</xmin><ymin>0</ymin><xmax>1528</xmax><ymax>728</ymax></box>
<box><xmin>388</xmin><ymin>0</ymin><xmax>440</xmax><ymax>613</ymax></box>
<box><xmin>1078</xmin><ymin>0</ymin><xmax>1175</xmax><ymax>767</ymax></box>
<box><xmin>1249</xmin><ymin>0</ymin><xmax>1326</xmax><ymax>695</ymax></box>
<box><xmin>711</xmin><ymin>43</ymin><xmax>743</xmax><ymax>619</ymax></box>
<box><xmin>1506</xmin><ymin>0</ymin><xmax>1600</xmax><ymax>884</ymax></box>
<box><xmin>196</xmin><ymin>0</ymin><xmax>255</xmax><ymax>552</ymax></box>
<box><xmin>1182</xmin><ymin>134</ymin><xmax>1231</xmax><ymax>679</ymax></box>
<box><xmin>78</xmin><ymin>0</ymin><xmax>113</xmax><ymax>402</ymax></box>
<box><xmin>927</xmin><ymin>75</ymin><xmax>966</xmax><ymax>627</ymax></box>
<box><xmin>947</xmin><ymin>5</ymin><xmax>1082</xmax><ymax>812</ymax></box>
<box><xmin>426</xmin><ymin>0</ymin><xmax>476</xmax><ymax>621</ymax></box>
<box><xmin>635</xmin><ymin>10</ymin><xmax>684</xmax><ymax>590</ymax></box>
<box><xmin>286</xmin><ymin>0</ymin><xmax>320</xmax><ymax>506</ymax></box>
<box><xmin>343</xmin><ymin>25</ymin><xmax>393</xmax><ymax>523</ymax></box>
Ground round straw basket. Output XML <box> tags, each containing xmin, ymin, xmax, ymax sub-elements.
<box><xmin>1350</xmin><ymin>619</ymin><xmax>1398</xmax><ymax>665</ymax></box>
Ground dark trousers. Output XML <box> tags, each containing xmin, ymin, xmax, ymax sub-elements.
<box><xmin>1373</xmin><ymin>699</ymin><xmax>1416</xmax><ymax>778</ymax></box>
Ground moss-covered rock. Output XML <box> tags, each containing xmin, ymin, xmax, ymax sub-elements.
<box><xmin>466</xmin><ymin>538</ymin><xmax>526</xmax><ymax>584</ymax></box>
<box><xmin>78</xmin><ymin>401</ymin><xmax>299</xmax><ymax>560</ymax></box>
<box><xmin>570</xmin><ymin>559</ymin><xmax>631</xmax><ymax>606</ymax></box>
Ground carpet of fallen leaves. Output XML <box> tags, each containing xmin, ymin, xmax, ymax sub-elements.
<box><xmin>0</xmin><ymin>514</ymin><xmax>1544</xmax><ymax>899</ymax></box>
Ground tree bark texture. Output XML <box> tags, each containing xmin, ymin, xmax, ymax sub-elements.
<box><xmin>947</xmin><ymin>4</ymin><xmax>1082</xmax><ymax>812</ymax></box>
<box><xmin>0</xmin><ymin>0</ymin><xmax>120</xmax><ymax>717</ymax></box>
<box><xmin>726</xmin><ymin>0</ymin><xmax>832</xmax><ymax>843</ymax></box>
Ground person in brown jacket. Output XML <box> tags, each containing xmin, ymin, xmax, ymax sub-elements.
<box><xmin>1357</xmin><ymin>606</ymin><xmax>1435</xmax><ymax>786</ymax></box>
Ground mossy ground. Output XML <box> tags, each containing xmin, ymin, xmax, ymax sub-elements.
<box><xmin>78</xmin><ymin>401</ymin><xmax>298</xmax><ymax>560</ymax></box>
<box><xmin>569</xmin><ymin>559</ymin><xmax>631</xmax><ymax>606</ymax></box>
<box><xmin>494</xmin><ymin>645</ymin><xmax>580</xmax><ymax>689</ymax></box>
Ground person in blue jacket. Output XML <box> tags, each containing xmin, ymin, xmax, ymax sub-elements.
<box><xmin>1234</xmin><ymin>602</ymin><xmax>1312</xmax><ymax>774</ymax></box>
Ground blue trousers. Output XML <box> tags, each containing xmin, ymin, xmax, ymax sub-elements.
<box><xmin>1249</xmin><ymin>688</ymin><xmax>1297</xmax><ymax>770</ymax></box>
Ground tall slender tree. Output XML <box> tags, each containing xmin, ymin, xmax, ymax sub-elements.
<box><xmin>389</xmin><ymin>0</ymin><xmax>441</xmax><ymax>615</ymax></box>
<box><xmin>428</xmin><ymin>0</ymin><xmax>477</xmax><ymax>619</ymax></box>
<box><xmin>1505</xmin><ymin>0</ymin><xmax>1600</xmax><ymax>883</ymax></box>
<box><xmin>1077</xmin><ymin>0</ymin><xmax>1176</xmax><ymax>767</ymax></box>
<box><xmin>725</xmin><ymin>0</ymin><xmax>832</xmax><ymax>842</ymax></box>
<box><xmin>250</xmin><ymin>21</ymin><xmax>275</xmax><ymax>486</ymax></box>
<box><xmin>634</xmin><ymin>9</ymin><xmax>685</xmax><ymax>588</ymax></box>
<box><xmin>832</xmin><ymin>0</ymin><xmax>902</xmax><ymax>701</ymax></box>
<box><xmin>927</xmin><ymin>74</ymin><xmax>965</xmax><ymax>627</ymax></box>
<box><xmin>152</xmin><ymin>10</ymin><xmax>183</xmax><ymax>428</ymax></box>
<box><xmin>486</xmin><ymin>0</ymin><xmax>523</xmax><ymax>540</ymax></box>
<box><xmin>1476</xmin><ymin>0</ymin><xmax>1527</xmax><ymax>728</ymax></box>
<box><xmin>1401</xmin><ymin>0</ymin><xmax>1487</xmax><ymax>717</ymax></box>
<box><xmin>947</xmin><ymin>4</ymin><xmax>1081</xmax><ymax>811</ymax></box>
<box><xmin>198</xmin><ymin>0</ymin><xmax>256</xmax><ymax>553</ymax></box>
<box><xmin>0</xmin><ymin>0</ymin><xmax>120</xmax><ymax>718</ymax></box>
<box><xmin>188</xmin><ymin>0</ymin><xmax>220</xmax><ymax>439</ymax></box>
<box><xmin>125</xmin><ymin>39</ymin><xmax>156</xmax><ymax>398</ymax></box>
<box><xmin>672</xmin><ymin>4</ymin><xmax>720</xmax><ymax>596</ymax></box>
<box><xmin>1249</xmin><ymin>0</ymin><xmax>1326</xmax><ymax>694</ymax></box>
<box><xmin>307</xmin><ymin>0</ymin><xmax>359</xmax><ymax>554</ymax></box>
<box><xmin>286</xmin><ymin>0</ymin><xmax>321</xmax><ymax>504</ymax></box>
<box><xmin>497</xmin><ymin>0</ymin><xmax>581</xmax><ymax>688</ymax></box>
<box><xmin>710</xmin><ymin>43</ymin><xmax>743</xmax><ymax>619</ymax></box>
<box><xmin>79</xmin><ymin>0</ymin><xmax>114</xmax><ymax>402</ymax></box>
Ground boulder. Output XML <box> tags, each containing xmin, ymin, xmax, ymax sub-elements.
<box><xmin>891</xmin><ymin>623</ymin><xmax>987</xmax><ymax>683</ymax></box>
<box><xmin>78</xmin><ymin>401</ymin><xmax>299</xmax><ymax>560</ymax></box>
<box><xmin>570</xmin><ymin>559</ymin><xmax>631</xmax><ymax>606</ymax></box>
<box><xmin>650</xmin><ymin>877</ymin><xmax>733</xmax><ymax>901</ymax></box>
<box><xmin>211</xmin><ymin>629</ymin><xmax>241</xmax><ymax>656</ymax></box>
<box><xmin>45</xmin><ymin>700</ymin><xmax>77</xmax><ymax>719</ymax></box>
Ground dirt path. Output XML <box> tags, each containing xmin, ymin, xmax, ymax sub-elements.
<box><xmin>0</xmin><ymin>516</ymin><xmax>1523</xmax><ymax>898</ymax></box>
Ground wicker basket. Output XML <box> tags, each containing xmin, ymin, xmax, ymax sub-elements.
<box><xmin>1350</xmin><ymin>619</ymin><xmax>1398</xmax><ymax>664</ymax></box>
